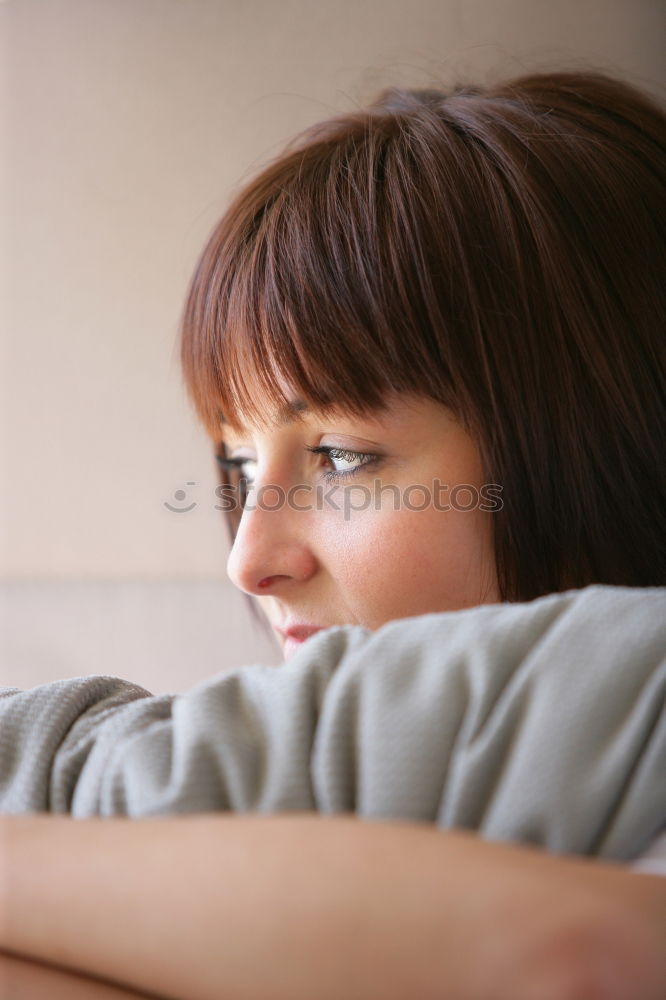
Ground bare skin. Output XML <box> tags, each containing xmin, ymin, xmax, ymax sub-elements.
<box><xmin>2</xmin><ymin>393</ymin><xmax>663</xmax><ymax>998</ymax></box>
<box><xmin>1</xmin><ymin>814</ymin><xmax>665</xmax><ymax>1000</ymax></box>
<box><xmin>0</xmin><ymin>953</ymin><xmax>158</xmax><ymax>1000</ymax></box>
<box><xmin>223</xmin><ymin>392</ymin><xmax>501</xmax><ymax>653</ymax></box>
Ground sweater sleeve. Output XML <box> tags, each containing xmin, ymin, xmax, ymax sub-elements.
<box><xmin>0</xmin><ymin>584</ymin><xmax>664</xmax><ymax>862</ymax></box>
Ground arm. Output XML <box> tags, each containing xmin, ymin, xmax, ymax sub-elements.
<box><xmin>0</xmin><ymin>953</ymin><xmax>159</xmax><ymax>1000</ymax></box>
<box><xmin>2</xmin><ymin>812</ymin><xmax>665</xmax><ymax>1000</ymax></box>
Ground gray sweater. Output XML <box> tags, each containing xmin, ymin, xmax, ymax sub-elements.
<box><xmin>1</xmin><ymin>584</ymin><xmax>664</xmax><ymax>862</ymax></box>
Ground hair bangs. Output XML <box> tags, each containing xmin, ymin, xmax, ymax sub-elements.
<box><xmin>180</xmin><ymin>112</ymin><xmax>460</xmax><ymax>441</ymax></box>
<box><xmin>181</xmin><ymin>69</ymin><xmax>666</xmax><ymax>599</ymax></box>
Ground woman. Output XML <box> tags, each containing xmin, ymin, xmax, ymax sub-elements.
<box><xmin>1</xmin><ymin>69</ymin><xmax>665</xmax><ymax>999</ymax></box>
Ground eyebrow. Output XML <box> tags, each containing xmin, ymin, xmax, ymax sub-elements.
<box><xmin>219</xmin><ymin>398</ymin><xmax>310</xmax><ymax>430</ymax></box>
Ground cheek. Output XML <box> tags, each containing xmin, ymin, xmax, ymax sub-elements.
<box><xmin>318</xmin><ymin>498</ymin><xmax>498</xmax><ymax>626</ymax></box>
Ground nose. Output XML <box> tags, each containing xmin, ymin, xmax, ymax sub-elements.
<box><xmin>226</xmin><ymin>478</ymin><xmax>318</xmax><ymax>597</ymax></box>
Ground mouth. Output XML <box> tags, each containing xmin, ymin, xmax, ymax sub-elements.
<box><xmin>275</xmin><ymin>624</ymin><xmax>324</xmax><ymax>659</ymax></box>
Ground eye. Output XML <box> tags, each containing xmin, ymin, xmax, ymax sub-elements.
<box><xmin>216</xmin><ymin>445</ymin><xmax>381</xmax><ymax>488</ymax></box>
<box><xmin>216</xmin><ymin>453</ymin><xmax>257</xmax><ymax>485</ymax></box>
<box><xmin>305</xmin><ymin>446</ymin><xmax>380</xmax><ymax>482</ymax></box>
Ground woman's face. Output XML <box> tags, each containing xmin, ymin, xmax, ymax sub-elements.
<box><xmin>223</xmin><ymin>391</ymin><xmax>501</xmax><ymax>659</ymax></box>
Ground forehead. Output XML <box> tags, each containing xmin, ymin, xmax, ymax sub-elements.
<box><xmin>216</xmin><ymin>364</ymin><xmax>335</xmax><ymax>435</ymax></box>
<box><xmin>217</xmin><ymin>365</ymin><xmax>393</xmax><ymax>436</ymax></box>
<box><xmin>219</xmin><ymin>391</ymin><xmax>455</xmax><ymax>442</ymax></box>
<box><xmin>219</xmin><ymin>397</ymin><xmax>311</xmax><ymax>433</ymax></box>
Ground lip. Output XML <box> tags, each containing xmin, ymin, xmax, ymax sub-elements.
<box><xmin>276</xmin><ymin>624</ymin><xmax>325</xmax><ymax>662</ymax></box>
<box><xmin>275</xmin><ymin>624</ymin><xmax>324</xmax><ymax>642</ymax></box>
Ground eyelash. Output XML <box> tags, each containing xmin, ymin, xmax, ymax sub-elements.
<box><xmin>306</xmin><ymin>446</ymin><xmax>380</xmax><ymax>482</ymax></box>
<box><xmin>217</xmin><ymin>446</ymin><xmax>380</xmax><ymax>484</ymax></box>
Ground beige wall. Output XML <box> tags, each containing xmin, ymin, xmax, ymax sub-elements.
<box><xmin>2</xmin><ymin>0</ymin><xmax>664</xmax><ymax>582</ymax></box>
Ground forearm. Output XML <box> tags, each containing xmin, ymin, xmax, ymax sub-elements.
<box><xmin>0</xmin><ymin>952</ymin><xmax>160</xmax><ymax>1000</ymax></box>
<box><xmin>1</xmin><ymin>813</ymin><xmax>664</xmax><ymax>1000</ymax></box>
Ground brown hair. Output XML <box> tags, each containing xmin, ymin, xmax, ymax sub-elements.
<box><xmin>181</xmin><ymin>70</ymin><xmax>666</xmax><ymax>603</ymax></box>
